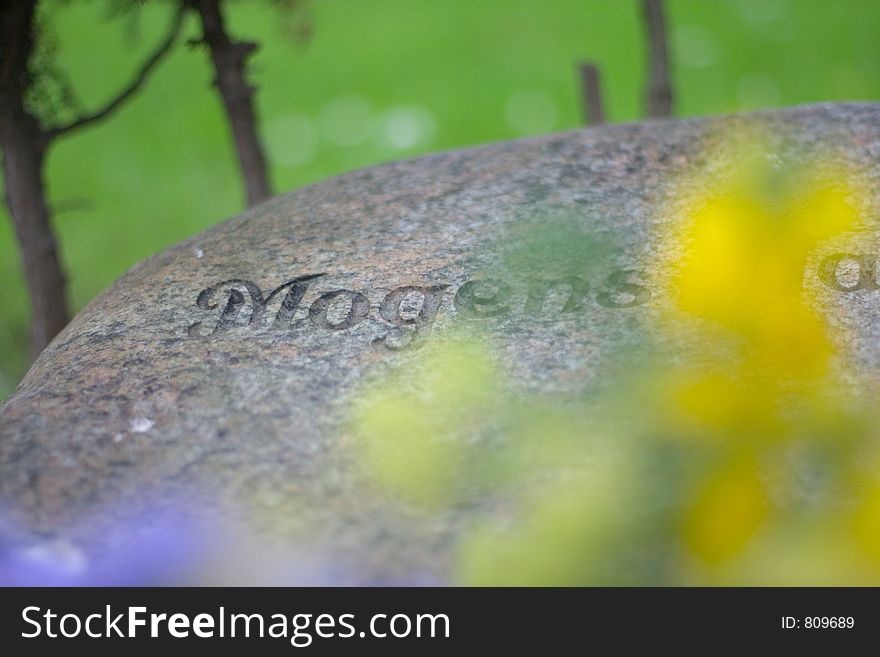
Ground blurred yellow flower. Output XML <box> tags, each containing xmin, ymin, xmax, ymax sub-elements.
<box><xmin>456</xmin><ymin>468</ymin><xmax>630</xmax><ymax>586</ymax></box>
<box><xmin>851</xmin><ymin>478</ymin><xmax>880</xmax><ymax>565</ymax></box>
<box><xmin>663</xmin><ymin>141</ymin><xmax>860</xmax><ymax>440</ymax></box>
<box><xmin>351</xmin><ymin>135</ymin><xmax>875</xmax><ymax>585</ymax></box>
<box><xmin>682</xmin><ymin>452</ymin><xmax>768</xmax><ymax>566</ymax></box>
<box><xmin>673</xmin><ymin>192</ymin><xmax>851</xmax><ymax>366</ymax></box>
<box><xmin>356</xmin><ymin>336</ymin><xmax>500</xmax><ymax>507</ymax></box>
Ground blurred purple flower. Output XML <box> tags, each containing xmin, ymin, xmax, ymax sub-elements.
<box><xmin>0</xmin><ymin>500</ymin><xmax>380</xmax><ymax>586</ymax></box>
<box><xmin>0</xmin><ymin>505</ymin><xmax>214</xmax><ymax>586</ymax></box>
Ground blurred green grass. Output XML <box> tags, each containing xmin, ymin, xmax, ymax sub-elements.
<box><xmin>1</xmin><ymin>0</ymin><xmax>879</xmax><ymax>399</ymax></box>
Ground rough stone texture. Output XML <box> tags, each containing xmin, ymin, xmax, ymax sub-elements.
<box><xmin>2</xmin><ymin>102</ymin><xmax>880</xmax><ymax>582</ymax></box>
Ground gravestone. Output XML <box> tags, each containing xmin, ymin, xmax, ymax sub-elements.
<box><xmin>2</xmin><ymin>102</ymin><xmax>880</xmax><ymax>583</ymax></box>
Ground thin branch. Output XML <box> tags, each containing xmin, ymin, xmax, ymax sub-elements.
<box><xmin>642</xmin><ymin>0</ymin><xmax>673</xmax><ymax>118</ymax></box>
<box><xmin>578</xmin><ymin>62</ymin><xmax>605</xmax><ymax>126</ymax></box>
<box><xmin>46</xmin><ymin>6</ymin><xmax>185</xmax><ymax>140</ymax></box>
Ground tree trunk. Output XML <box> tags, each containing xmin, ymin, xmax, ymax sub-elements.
<box><xmin>193</xmin><ymin>0</ymin><xmax>272</xmax><ymax>207</ymax></box>
<box><xmin>642</xmin><ymin>0</ymin><xmax>673</xmax><ymax>118</ymax></box>
<box><xmin>577</xmin><ymin>62</ymin><xmax>605</xmax><ymax>126</ymax></box>
<box><xmin>1</xmin><ymin>0</ymin><xmax>69</xmax><ymax>357</ymax></box>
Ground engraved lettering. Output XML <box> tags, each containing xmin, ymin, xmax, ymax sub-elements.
<box><xmin>270</xmin><ymin>274</ymin><xmax>325</xmax><ymax>329</ymax></box>
<box><xmin>186</xmin><ymin>266</ymin><xmax>658</xmax><ymax>343</ymax></box>
<box><xmin>524</xmin><ymin>277</ymin><xmax>590</xmax><ymax>316</ymax></box>
<box><xmin>188</xmin><ymin>274</ymin><xmax>325</xmax><ymax>336</ymax></box>
<box><xmin>189</xmin><ymin>280</ymin><xmax>265</xmax><ymax>336</ymax></box>
<box><xmin>595</xmin><ymin>269</ymin><xmax>651</xmax><ymax>308</ymax></box>
<box><xmin>215</xmin><ymin>288</ymin><xmax>248</xmax><ymax>331</ymax></box>
<box><xmin>454</xmin><ymin>279</ymin><xmax>512</xmax><ymax>317</ymax></box>
<box><xmin>818</xmin><ymin>253</ymin><xmax>878</xmax><ymax>292</ymax></box>
<box><xmin>309</xmin><ymin>290</ymin><xmax>370</xmax><ymax>330</ymax></box>
<box><xmin>376</xmin><ymin>284</ymin><xmax>449</xmax><ymax>350</ymax></box>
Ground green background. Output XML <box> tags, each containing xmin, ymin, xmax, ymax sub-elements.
<box><xmin>2</xmin><ymin>0</ymin><xmax>879</xmax><ymax>399</ymax></box>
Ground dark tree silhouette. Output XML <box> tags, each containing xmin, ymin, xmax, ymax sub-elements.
<box><xmin>642</xmin><ymin>0</ymin><xmax>673</xmax><ymax>118</ymax></box>
<box><xmin>188</xmin><ymin>0</ymin><xmax>271</xmax><ymax>207</ymax></box>
<box><xmin>184</xmin><ymin>0</ymin><xmax>312</xmax><ymax>208</ymax></box>
<box><xmin>577</xmin><ymin>1</ymin><xmax>672</xmax><ymax>125</ymax></box>
<box><xmin>0</xmin><ymin>1</ymin><xmax>183</xmax><ymax>357</ymax></box>
<box><xmin>577</xmin><ymin>61</ymin><xmax>605</xmax><ymax>126</ymax></box>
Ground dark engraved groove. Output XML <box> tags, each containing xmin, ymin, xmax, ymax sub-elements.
<box><xmin>189</xmin><ymin>274</ymin><xmax>325</xmax><ymax>336</ymax></box>
<box><xmin>215</xmin><ymin>288</ymin><xmax>247</xmax><ymax>331</ymax></box>
<box><xmin>189</xmin><ymin>280</ymin><xmax>264</xmax><ymax>336</ymax></box>
<box><xmin>309</xmin><ymin>289</ymin><xmax>370</xmax><ymax>330</ymax></box>
<box><xmin>375</xmin><ymin>284</ymin><xmax>449</xmax><ymax>350</ymax></box>
<box><xmin>268</xmin><ymin>273</ymin><xmax>326</xmax><ymax>329</ymax></box>
<box><xmin>379</xmin><ymin>285</ymin><xmax>449</xmax><ymax>325</ymax></box>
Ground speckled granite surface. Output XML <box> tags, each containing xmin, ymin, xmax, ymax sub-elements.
<box><xmin>2</xmin><ymin>103</ymin><xmax>879</xmax><ymax>582</ymax></box>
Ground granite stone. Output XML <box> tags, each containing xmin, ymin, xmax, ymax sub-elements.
<box><xmin>2</xmin><ymin>102</ymin><xmax>880</xmax><ymax>582</ymax></box>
